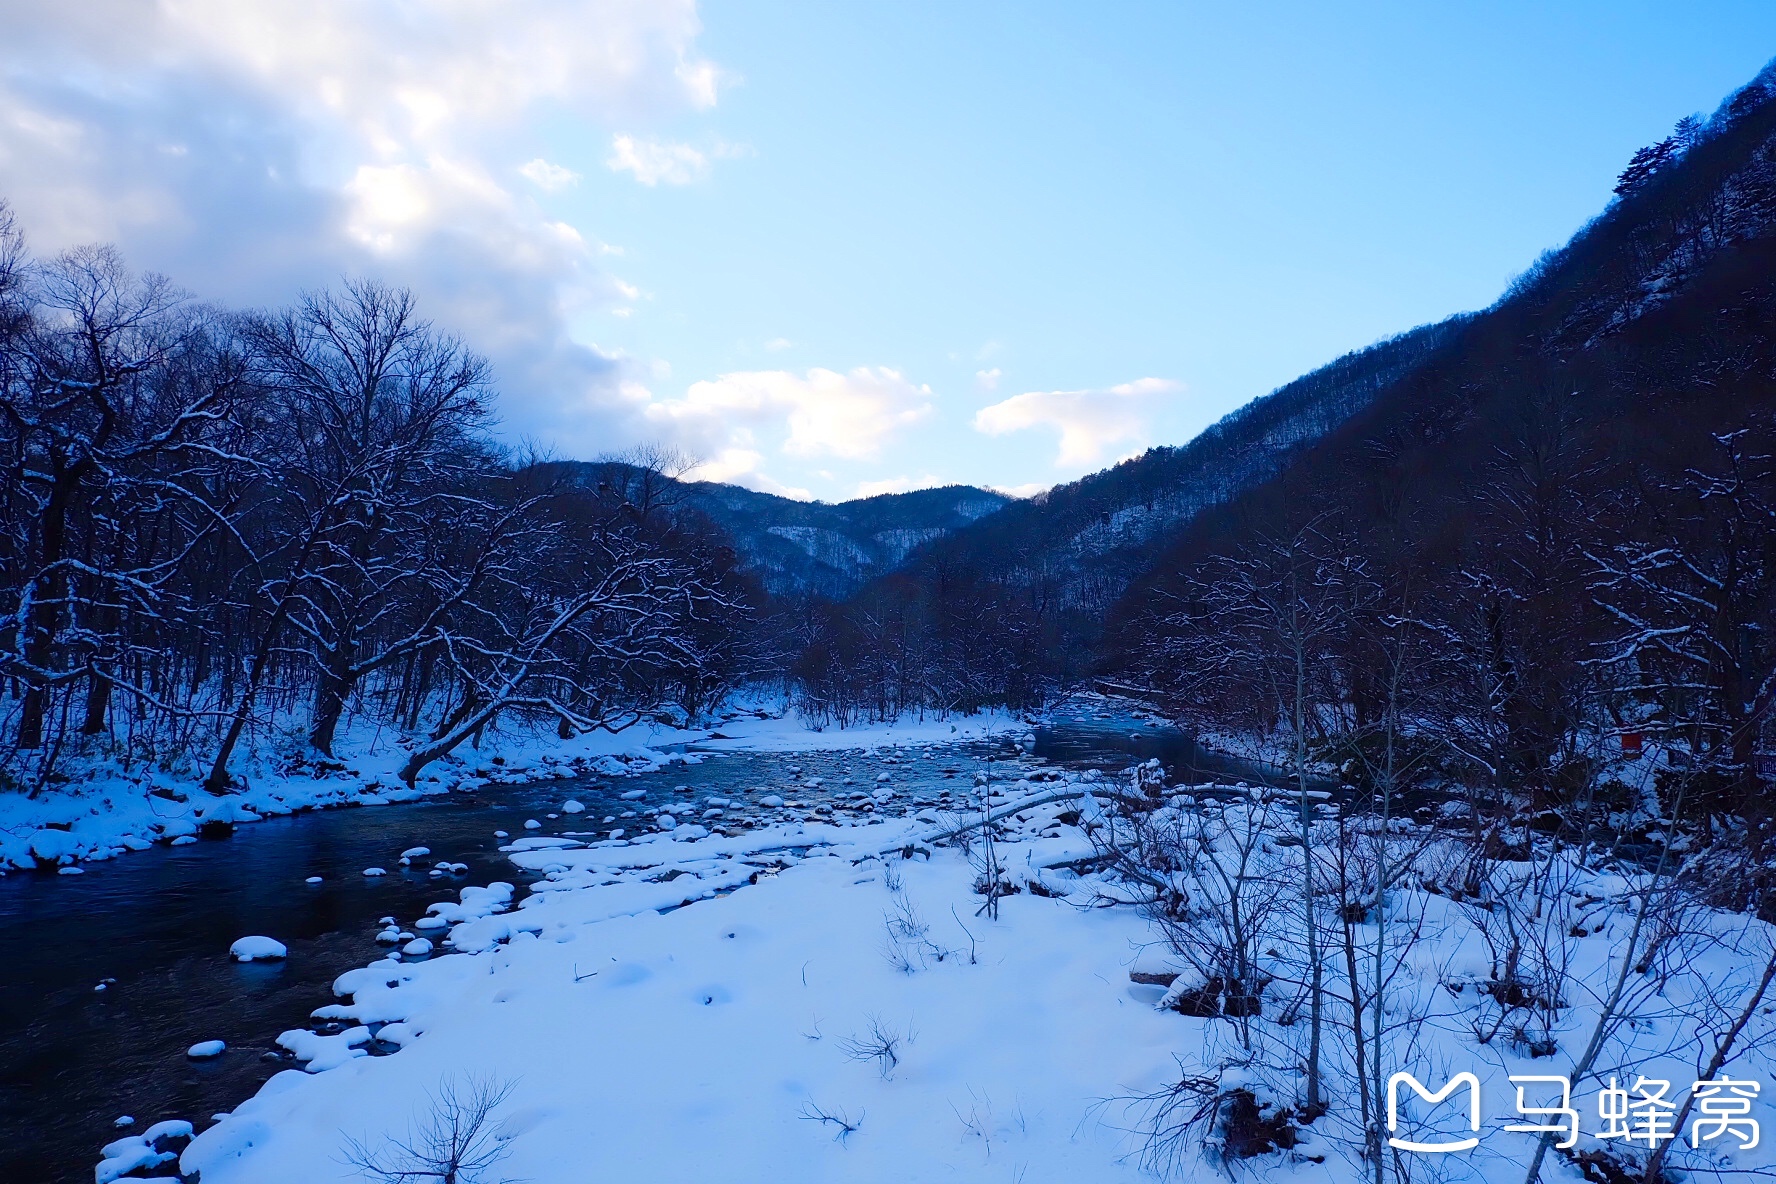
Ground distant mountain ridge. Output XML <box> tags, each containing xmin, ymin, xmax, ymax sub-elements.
<box><xmin>678</xmin><ymin>479</ymin><xmax>1008</xmax><ymax>598</ymax></box>
<box><xmin>944</xmin><ymin>314</ymin><xmax>1472</xmax><ymax>602</ymax></box>
<box><xmin>545</xmin><ymin>461</ymin><xmax>1008</xmax><ymax>599</ymax></box>
<box><xmin>804</xmin><ymin>313</ymin><xmax>1473</xmax><ymax>689</ymax></box>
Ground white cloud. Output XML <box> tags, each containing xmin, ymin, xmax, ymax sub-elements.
<box><xmin>520</xmin><ymin>158</ymin><xmax>580</xmax><ymax>192</ymax></box>
<box><xmin>0</xmin><ymin>0</ymin><xmax>722</xmax><ymax>457</ymax></box>
<box><xmin>974</xmin><ymin>367</ymin><xmax>1001</xmax><ymax>392</ymax></box>
<box><xmin>680</xmin><ymin>447</ymin><xmax>815</xmax><ymax>501</ymax></box>
<box><xmin>764</xmin><ymin>336</ymin><xmax>793</xmax><ymax>351</ymax></box>
<box><xmin>854</xmin><ymin>474</ymin><xmax>946</xmax><ymax>498</ymax></box>
<box><xmin>606</xmin><ymin>134</ymin><xmax>708</xmax><ymax>186</ymax></box>
<box><xmin>605</xmin><ymin>134</ymin><xmax>750</xmax><ymax>185</ymax></box>
<box><xmin>989</xmin><ymin>481</ymin><xmax>1051</xmax><ymax>499</ymax></box>
<box><xmin>972</xmin><ymin>377</ymin><xmax>1182</xmax><ymax>468</ymax></box>
<box><xmin>644</xmin><ymin>366</ymin><xmax>933</xmax><ymax>463</ymax></box>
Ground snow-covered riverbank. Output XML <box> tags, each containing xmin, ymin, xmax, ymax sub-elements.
<box><xmin>141</xmin><ymin>742</ymin><xmax>1776</xmax><ymax>1184</ymax></box>
<box><xmin>174</xmin><ymin>788</ymin><xmax>1171</xmax><ymax>1184</ymax></box>
<box><xmin>0</xmin><ymin>708</ymin><xmax>1023</xmax><ymax>873</ymax></box>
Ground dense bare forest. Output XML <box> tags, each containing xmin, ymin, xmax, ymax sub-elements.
<box><xmin>0</xmin><ymin>208</ymin><xmax>764</xmax><ymax>795</ymax></box>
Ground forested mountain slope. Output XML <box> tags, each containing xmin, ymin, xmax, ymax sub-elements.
<box><xmin>778</xmin><ymin>304</ymin><xmax>1470</xmax><ymax>714</ymax></box>
<box><xmin>892</xmin><ymin>314</ymin><xmax>1469</xmax><ymax>609</ymax></box>
<box><xmin>1105</xmin><ymin>62</ymin><xmax>1776</xmax><ymax>668</ymax></box>
<box><xmin>683</xmin><ymin>480</ymin><xmax>1007</xmax><ymax>598</ymax></box>
<box><xmin>798</xmin><ymin>59</ymin><xmax>1776</xmax><ymax>725</ymax></box>
<box><xmin>543</xmin><ymin>461</ymin><xmax>1006</xmax><ymax>598</ymax></box>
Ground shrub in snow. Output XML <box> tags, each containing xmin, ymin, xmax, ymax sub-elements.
<box><xmin>229</xmin><ymin>936</ymin><xmax>287</xmax><ymax>962</ymax></box>
<box><xmin>1136</xmin><ymin>1086</ymin><xmax>1307</xmax><ymax>1164</ymax></box>
<box><xmin>342</xmin><ymin>1074</ymin><xmax>516</xmax><ymax>1184</ymax></box>
<box><xmin>838</xmin><ymin>1017</ymin><xmax>905</xmax><ymax>1079</ymax></box>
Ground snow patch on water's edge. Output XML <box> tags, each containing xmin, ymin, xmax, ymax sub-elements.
<box><xmin>0</xmin><ymin>707</ymin><xmax>1024</xmax><ymax>874</ymax></box>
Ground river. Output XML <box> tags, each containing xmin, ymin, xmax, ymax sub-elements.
<box><xmin>0</xmin><ymin>711</ymin><xmax>1280</xmax><ymax>1182</ymax></box>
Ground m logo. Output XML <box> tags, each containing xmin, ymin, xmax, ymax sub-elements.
<box><xmin>1388</xmin><ymin>1072</ymin><xmax>1482</xmax><ymax>1153</ymax></box>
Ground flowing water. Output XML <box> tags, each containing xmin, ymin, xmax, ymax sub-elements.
<box><xmin>0</xmin><ymin>711</ymin><xmax>1267</xmax><ymax>1182</ymax></box>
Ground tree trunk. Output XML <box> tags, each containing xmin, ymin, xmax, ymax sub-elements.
<box><xmin>16</xmin><ymin>683</ymin><xmax>48</xmax><ymax>749</ymax></box>
<box><xmin>19</xmin><ymin>467</ymin><xmax>86</xmax><ymax>749</ymax></box>
<box><xmin>205</xmin><ymin>621</ymin><xmax>288</xmax><ymax>793</ymax></box>
<box><xmin>79</xmin><ymin>670</ymin><xmax>111</xmax><ymax>735</ymax></box>
<box><xmin>1295</xmin><ymin>600</ymin><xmax>1326</xmax><ymax>1118</ymax></box>
<box><xmin>401</xmin><ymin>698</ymin><xmax>498</xmax><ymax>785</ymax></box>
<box><xmin>308</xmin><ymin>650</ymin><xmax>353</xmax><ymax>756</ymax></box>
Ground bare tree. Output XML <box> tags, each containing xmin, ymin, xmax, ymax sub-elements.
<box><xmin>248</xmin><ymin>279</ymin><xmax>492</xmax><ymax>757</ymax></box>
<box><xmin>1590</xmin><ymin>429</ymin><xmax>1776</xmax><ymax>849</ymax></box>
<box><xmin>397</xmin><ymin>506</ymin><xmax>724</xmax><ymax>784</ymax></box>
<box><xmin>0</xmin><ymin>240</ymin><xmax>248</xmax><ymax>774</ymax></box>
<box><xmin>342</xmin><ymin>1074</ymin><xmax>517</xmax><ymax>1184</ymax></box>
<box><xmin>1155</xmin><ymin>522</ymin><xmax>1356</xmax><ymax>1117</ymax></box>
<box><xmin>201</xmin><ymin>280</ymin><xmax>489</xmax><ymax>789</ymax></box>
<box><xmin>1112</xmin><ymin>789</ymin><xmax>1285</xmax><ymax>1050</ymax></box>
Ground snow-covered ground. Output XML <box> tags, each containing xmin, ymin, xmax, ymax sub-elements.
<box><xmin>139</xmin><ymin>757</ymin><xmax>1776</xmax><ymax>1184</ymax></box>
<box><xmin>0</xmin><ymin>706</ymin><xmax>1024</xmax><ymax>873</ymax></box>
<box><xmin>64</xmin><ymin>702</ymin><xmax>1776</xmax><ymax>1184</ymax></box>
<box><xmin>174</xmin><ymin>781</ymin><xmax>1180</xmax><ymax>1183</ymax></box>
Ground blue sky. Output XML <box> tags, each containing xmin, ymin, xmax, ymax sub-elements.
<box><xmin>4</xmin><ymin>3</ymin><xmax>1775</xmax><ymax>500</ymax></box>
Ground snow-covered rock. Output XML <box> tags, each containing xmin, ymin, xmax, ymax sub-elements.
<box><xmin>97</xmin><ymin>1120</ymin><xmax>192</xmax><ymax>1184</ymax></box>
<box><xmin>229</xmin><ymin>936</ymin><xmax>287</xmax><ymax>962</ymax></box>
